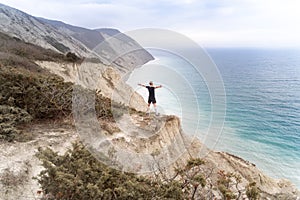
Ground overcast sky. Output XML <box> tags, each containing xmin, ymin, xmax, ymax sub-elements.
<box><xmin>1</xmin><ymin>0</ymin><xmax>300</xmax><ymax>48</ymax></box>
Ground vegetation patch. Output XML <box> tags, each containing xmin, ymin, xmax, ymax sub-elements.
<box><xmin>44</xmin><ymin>36</ymin><xmax>70</xmax><ymax>53</ymax></box>
<box><xmin>36</xmin><ymin>142</ymin><xmax>184</xmax><ymax>200</ymax></box>
<box><xmin>0</xmin><ymin>105</ymin><xmax>32</xmax><ymax>141</ymax></box>
<box><xmin>0</xmin><ymin>32</ymin><xmax>82</xmax><ymax>72</ymax></box>
<box><xmin>0</xmin><ymin>65</ymin><xmax>116</xmax><ymax>142</ymax></box>
<box><xmin>0</xmin><ymin>161</ymin><xmax>31</xmax><ymax>196</ymax></box>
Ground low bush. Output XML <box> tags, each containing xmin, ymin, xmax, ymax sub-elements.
<box><xmin>0</xmin><ymin>67</ymin><xmax>73</xmax><ymax>119</ymax></box>
<box><xmin>0</xmin><ymin>105</ymin><xmax>32</xmax><ymax>141</ymax></box>
<box><xmin>0</xmin><ymin>65</ymin><xmax>117</xmax><ymax>141</ymax></box>
<box><xmin>36</xmin><ymin>142</ymin><xmax>185</xmax><ymax>200</ymax></box>
<box><xmin>246</xmin><ymin>182</ymin><xmax>260</xmax><ymax>200</ymax></box>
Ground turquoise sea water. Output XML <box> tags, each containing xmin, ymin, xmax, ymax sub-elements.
<box><xmin>127</xmin><ymin>48</ymin><xmax>300</xmax><ymax>188</ymax></box>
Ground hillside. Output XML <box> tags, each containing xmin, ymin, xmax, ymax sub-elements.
<box><xmin>39</xmin><ymin>18</ymin><xmax>154</xmax><ymax>73</ymax></box>
<box><xmin>0</xmin><ymin>4</ymin><xmax>89</xmax><ymax>56</ymax></box>
<box><xmin>0</xmin><ymin>3</ymin><xmax>153</xmax><ymax>74</ymax></box>
<box><xmin>37</xmin><ymin>18</ymin><xmax>106</xmax><ymax>50</ymax></box>
<box><xmin>0</xmin><ymin>31</ymin><xmax>80</xmax><ymax>72</ymax></box>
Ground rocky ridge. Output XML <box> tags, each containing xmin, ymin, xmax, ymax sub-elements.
<box><xmin>0</xmin><ymin>3</ymin><xmax>154</xmax><ymax>74</ymax></box>
<box><xmin>0</xmin><ymin>4</ymin><xmax>89</xmax><ymax>56</ymax></box>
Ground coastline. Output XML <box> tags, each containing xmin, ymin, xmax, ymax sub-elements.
<box><xmin>42</xmin><ymin>62</ymin><xmax>299</xmax><ymax>196</ymax></box>
<box><xmin>127</xmin><ymin>49</ymin><xmax>300</xmax><ymax>190</ymax></box>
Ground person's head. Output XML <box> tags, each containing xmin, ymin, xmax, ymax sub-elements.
<box><xmin>149</xmin><ymin>81</ymin><xmax>153</xmax><ymax>86</ymax></box>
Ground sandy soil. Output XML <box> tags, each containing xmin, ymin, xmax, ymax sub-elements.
<box><xmin>0</xmin><ymin>122</ymin><xmax>78</xmax><ymax>200</ymax></box>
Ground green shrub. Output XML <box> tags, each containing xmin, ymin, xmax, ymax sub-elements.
<box><xmin>0</xmin><ymin>66</ymin><xmax>117</xmax><ymax>142</ymax></box>
<box><xmin>36</xmin><ymin>142</ymin><xmax>185</xmax><ymax>200</ymax></box>
<box><xmin>65</xmin><ymin>52</ymin><xmax>81</xmax><ymax>63</ymax></box>
<box><xmin>246</xmin><ymin>182</ymin><xmax>260</xmax><ymax>200</ymax></box>
<box><xmin>0</xmin><ymin>105</ymin><xmax>32</xmax><ymax>141</ymax></box>
<box><xmin>0</xmin><ymin>32</ymin><xmax>66</xmax><ymax>65</ymax></box>
<box><xmin>0</xmin><ymin>67</ymin><xmax>72</xmax><ymax>119</ymax></box>
<box><xmin>172</xmin><ymin>158</ymin><xmax>206</xmax><ymax>199</ymax></box>
<box><xmin>217</xmin><ymin>170</ymin><xmax>237</xmax><ymax>199</ymax></box>
<box><xmin>44</xmin><ymin>36</ymin><xmax>70</xmax><ymax>53</ymax></box>
<box><xmin>0</xmin><ymin>66</ymin><xmax>116</xmax><ymax>119</ymax></box>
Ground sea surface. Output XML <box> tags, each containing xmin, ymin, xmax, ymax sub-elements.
<box><xmin>127</xmin><ymin>48</ymin><xmax>300</xmax><ymax>189</ymax></box>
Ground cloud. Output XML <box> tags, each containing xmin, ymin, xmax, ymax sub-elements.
<box><xmin>1</xmin><ymin>0</ymin><xmax>300</xmax><ymax>47</ymax></box>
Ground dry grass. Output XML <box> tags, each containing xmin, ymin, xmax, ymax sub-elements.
<box><xmin>0</xmin><ymin>32</ymin><xmax>82</xmax><ymax>73</ymax></box>
<box><xmin>0</xmin><ymin>161</ymin><xmax>31</xmax><ymax>191</ymax></box>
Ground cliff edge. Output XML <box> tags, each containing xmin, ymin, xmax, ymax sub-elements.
<box><xmin>36</xmin><ymin>60</ymin><xmax>299</xmax><ymax>199</ymax></box>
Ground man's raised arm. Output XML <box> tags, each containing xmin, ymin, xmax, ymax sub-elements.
<box><xmin>155</xmin><ymin>85</ymin><xmax>162</xmax><ymax>89</ymax></box>
<box><xmin>138</xmin><ymin>83</ymin><xmax>146</xmax><ymax>87</ymax></box>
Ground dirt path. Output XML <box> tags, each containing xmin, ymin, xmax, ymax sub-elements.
<box><xmin>0</xmin><ymin>123</ymin><xmax>78</xmax><ymax>200</ymax></box>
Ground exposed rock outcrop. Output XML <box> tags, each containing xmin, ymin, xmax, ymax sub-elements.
<box><xmin>36</xmin><ymin>61</ymin><xmax>148</xmax><ymax>112</ymax></box>
<box><xmin>104</xmin><ymin>113</ymin><xmax>300</xmax><ymax>199</ymax></box>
